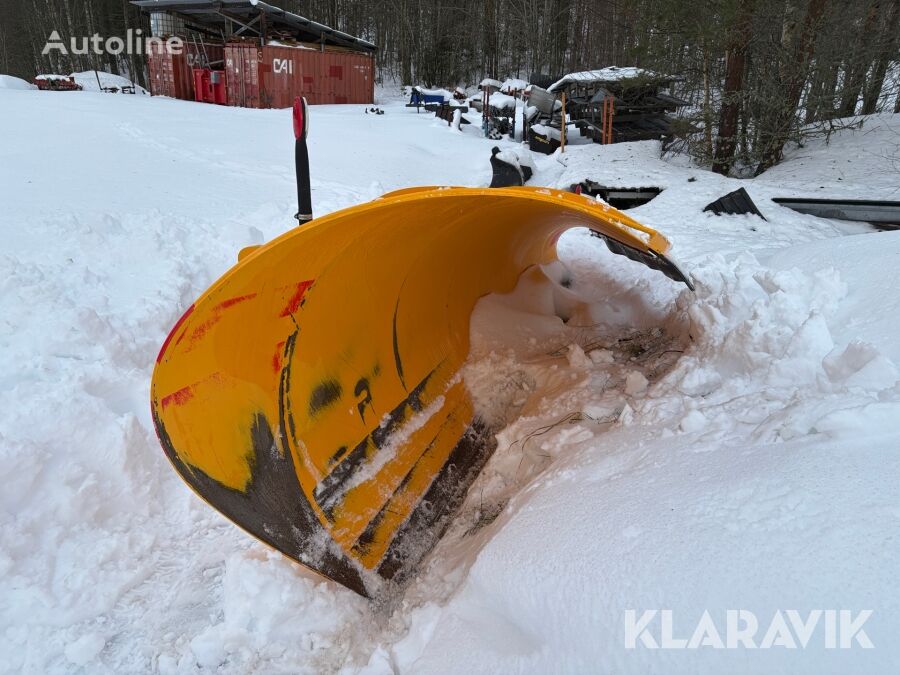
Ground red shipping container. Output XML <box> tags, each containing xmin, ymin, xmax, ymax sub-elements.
<box><xmin>224</xmin><ymin>42</ymin><xmax>373</xmax><ymax>108</ymax></box>
<box><xmin>147</xmin><ymin>42</ymin><xmax>225</xmax><ymax>101</ymax></box>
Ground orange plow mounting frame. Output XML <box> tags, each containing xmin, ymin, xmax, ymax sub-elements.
<box><xmin>150</xmin><ymin>186</ymin><xmax>691</xmax><ymax>597</ymax></box>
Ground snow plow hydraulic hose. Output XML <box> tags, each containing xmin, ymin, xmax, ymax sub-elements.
<box><xmin>151</xmin><ymin>186</ymin><xmax>691</xmax><ymax>597</ymax></box>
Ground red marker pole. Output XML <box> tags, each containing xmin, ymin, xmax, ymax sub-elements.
<box><xmin>293</xmin><ymin>97</ymin><xmax>313</xmax><ymax>225</ymax></box>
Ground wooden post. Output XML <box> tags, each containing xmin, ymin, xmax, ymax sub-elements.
<box><xmin>560</xmin><ymin>91</ymin><xmax>567</xmax><ymax>153</ymax></box>
<box><xmin>603</xmin><ymin>96</ymin><xmax>612</xmax><ymax>145</ymax></box>
<box><xmin>602</xmin><ymin>97</ymin><xmax>615</xmax><ymax>144</ymax></box>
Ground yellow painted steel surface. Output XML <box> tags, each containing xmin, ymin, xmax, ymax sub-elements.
<box><xmin>150</xmin><ymin>186</ymin><xmax>680</xmax><ymax>596</ymax></box>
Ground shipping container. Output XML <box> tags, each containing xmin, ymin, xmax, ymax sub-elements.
<box><xmin>147</xmin><ymin>41</ymin><xmax>225</xmax><ymax>101</ymax></box>
<box><xmin>224</xmin><ymin>42</ymin><xmax>374</xmax><ymax>108</ymax></box>
<box><xmin>135</xmin><ymin>0</ymin><xmax>376</xmax><ymax>106</ymax></box>
<box><xmin>223</xmin><ymin>43</ymin><xmax>260</xmax><ymax>108</ymax></box>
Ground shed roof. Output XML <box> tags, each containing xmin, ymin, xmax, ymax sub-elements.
<box><xmin>548</xmin><ymin>67</ymin><xmax>674</xmax><ymax>92</ymax></box>
<box><xmin>131</xmin><ymin>0</ymin><xmax>376</xmax><ymax>52</ymax></box>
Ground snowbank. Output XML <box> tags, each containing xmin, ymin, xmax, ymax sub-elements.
<box><xmin>766</xmin><ymin>229</ymin><xmax>900</xmax><ymax>364</ymax></box>
<box><xmin>0</xmin><ymin>74</ymin><xmax>37</xmax><ymax>90</ymax></box>
<box><xmin>758</xmin><ymin>113</ymin><xmax>900</xmax><ymax>199</ymax></box>
<box><xmin>392</xmin><ymin>238</ymin><xmax>900</xmax><ymax>674</ymax></box>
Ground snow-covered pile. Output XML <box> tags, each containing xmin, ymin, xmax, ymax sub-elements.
<box><xmin>1</xmin><ymin>84</ymin><xmax>898</xmax><ymax>674</ymax></box>
<box><xmin>529</xmin><ymin>122</ymin><xmax>561</xmax><ymax>140</ymax></box>
<box><xmin>500</xmin><ymin>78</ymin><xmax>528</xmax><ymax>94</ymax></box>
<box><xmin>479</xmin><ymin>77</ymin><xmax>502</xmax><ymax>90</ymax></box>
<box><xmin>71</xmin><ymin>70</ymin><xmax>149</xmax><ymax>95</ymax></box>
<box><xmin>488</xmin><ymin>91</ymin><xmax>516</xmax><ymax>110</ymax></box>
<box><xmin>0</xmin><ymin>74</ymin><xmax>37</xmax><ymax>90</ymax></box>
<box><xmin>413</xmin><ymin>85</ymin><xmax>453</xmax><ymax>101</ymax></box>
<box><xmin>494</xmin><ymin>146</ymin><xmax>534</xmax><ymax>177</ymax></box>
<box><xmin>30</xmin><ymin>70</ymin><xmax>148</xmax><ymax>94</ymax></box>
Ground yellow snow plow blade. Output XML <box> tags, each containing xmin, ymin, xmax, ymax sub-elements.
<box><xmin>151</xmin><ymin>186</ymin><xmax>690</xmax><ymax>597</ymax></box>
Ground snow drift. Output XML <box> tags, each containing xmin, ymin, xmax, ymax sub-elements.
<box><xmin>0</xmin><ymin>74</ymin><xmax>37</xmax><ymax>90</ymax></box>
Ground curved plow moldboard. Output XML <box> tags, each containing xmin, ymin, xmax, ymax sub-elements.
<box><xmin>150</xmin><ymin>186</ymin><xmax>691</xmax><ymax>597</ymax></box>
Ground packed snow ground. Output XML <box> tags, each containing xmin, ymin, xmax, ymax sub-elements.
<box><xmin>1</xmin><ymin>83</ymin><xmax>898</xmax><ymax>674</ymax></box>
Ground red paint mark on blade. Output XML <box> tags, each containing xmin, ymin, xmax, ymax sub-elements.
<box><xmin>157</xmin><ymin>304</ymin><xmax>195</xmax><ymax>363</ymax></box>
<box><xmin>272</xmin><ymin>340</ymin><xmax>287</xmax><ymax>373</ymax></box>
<box><xmin>160</xmin><ymin>385</ymin><xmax>194</xmax><ymax>409</ymax></box>
<box><xmin>187</xmin><ymin>316</ymin><xmax>219</xmax><ymax>347</ymax></box>
<box><xmin>158</xmin><ymin>372</ymin><xmax>225</xmax><ymax>410</ymax></box>
<box><xmin>184</xmin><ymin>293</ymin><xmax>258</xmax><ymax>351</ymax></box>
<box><xmin>279</xmin><ymin>280</ymin><xmax>315</xmax><ymax>317</ymax></box>
<box><xmin>216</xmin><ymin>292</ymin><xmax>257</xmax><ymax>311</ymax></box>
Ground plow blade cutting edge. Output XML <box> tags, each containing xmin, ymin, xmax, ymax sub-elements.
<box><xmin>151</xmin><ymin>186</ymin><xmax>691</xmax><ymax>597</ymax></box>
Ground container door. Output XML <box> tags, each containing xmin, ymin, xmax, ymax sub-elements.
<box><xmin>224</xmin><ymin>45</ymin><xmax>259</xmax><ymax>108</ymax></box>
<box><xmin>245</xmin><ymin>48</ymin><xmax>260</xmax><ymax>108</ymax></box>
<box><xmin>225</xmin><ymin>46</ymin><xmax>239</xmax><ymax>106</ymax></box>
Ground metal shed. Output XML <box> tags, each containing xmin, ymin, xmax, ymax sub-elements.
<box><xmin>132</xmin><ymin>0</ymin><xmax>376</xmax><ymax>107</ymax></box>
